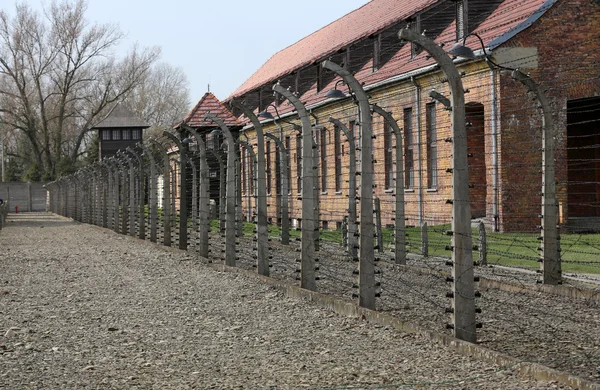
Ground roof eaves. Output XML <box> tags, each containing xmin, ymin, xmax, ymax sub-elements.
<box><xmin>227</xmin><ymin>0</ymin><xmax>441</xmax><ymax>100</ymax></box>
<box><xmin>488</xmin><ymin>0</ymin><xmax>559</xmax><ymax>50</ymax></box>
<box><xmin>239</xmin><ymin>53</ymin><xmax>485</xmax><ymax>132</ymax></box>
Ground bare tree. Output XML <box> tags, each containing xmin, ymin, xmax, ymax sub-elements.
<box><xmin>0</xmin><ymin>0</ymin><xmax>161</xmax><ymax>179</ymax></box>
<box><xmin>123</xmin><ymin>62</ymin><xmax>191</xmax><ymax>138</ymax></box>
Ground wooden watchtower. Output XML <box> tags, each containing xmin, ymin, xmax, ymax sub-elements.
<box><xmin>92</xmin><ymin>105</ymin><xmax>149</xmax><ymax>160</ymax></box>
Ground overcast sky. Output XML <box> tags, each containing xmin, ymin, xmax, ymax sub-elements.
<box><xmin>21</xmin><ymin>0</ymin><xmax>369</xmax><ymax>104</ymax></box>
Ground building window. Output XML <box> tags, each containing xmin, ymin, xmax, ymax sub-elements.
<box><xmin>132</xmin><ymin>129</ymin><xmax>141</xmax><ymax>140</ymax></box>
<box><xmin>334</xmin><ymin>125</ymin><xmax>342</xmax><ymax>192</ymax></box>
<box><xmin>384</xmin><ymin>120</ymin><xmax>393</xmax><ymax>190</ymax></box>
<box><xmin>404</xmin><ymin>107</ymin><xmax>414</xmax><ymax>189</ymax></box>
<box><xmin>122</xmin><ymin>129</ymin><xmax>131</xmax><ymax>140</ymax></box>
<box><xmin>373</xmin><ymin>34</ymin><xmax>381</xmax><ymax>72</ymax></box>
<box><xmin>101</xmin><ymin>130</ymin><xmax>110</xmax><ymax>141</ymax></box>
<box><xmin>266</xmin><ymin>140</ymin><xmax>272</xmax><ymax>194</ymax></box>
<box><xmin>320</xmin><ymin>128</ymin><xmax>327</xmax><ymax>191</ymax></box>
<box><xmin>426</xmin><ymin>103</ymin><xmax>437</xmax><ymax>189</ymax></box>
<box><xmin>296</xmin><ymin>133</ymin><xmax>302</xmax><ymax>193</ymax></box>
<box><xmin>112</xmin><ymin>129</ymin><xmax>121</xmax><ymax>140</ymax></box>
<box><xmin>456</xmin><ymin>0</ymin><xmax>468</xmax><ymax>42</ymax></box>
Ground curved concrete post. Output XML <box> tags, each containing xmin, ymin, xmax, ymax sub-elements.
<box><xmin>372</xmin><ymin>104</ymin><xmax>407</xmax><ymax>265</ymax></box>
<box><xmin>328</xmin><ymin>116</ymin><xmax>358</xmax><ymax>259</ymax></box>
<box><xmin>100</xmin><ymin>161</ymin><xmax>110</xmax><ymax>228</ymax></box>
<box><xmin>322</xmin><ymin>60</ymin><xmax>375</xmax><ymax>309</ymax></box>
<box><xmin>231</xmin><ymin>100</ymin><xmax>270</xmax><ymax>275</ymax></box>
<box><xmin>101</xmin><ymin>161</ymin><xmax>112</xmax><ymax>228</ymax></box>
<box><xmin>511</xmin><ymin>69</ymin><xmax>560</xmax><ymax>285</ymax></box>
<box><xmin>399</xmin><ymin>28</ymin><xmax>475</xmax><ymax>343</ymax></box>
<box><xmin>105</xmin><ymin>158</ymin><xmax>121</xmax><ymax>232</ymax></box>
<box><xmin>265</xmin><ymin>132</ymin><xmax>290</xmax><ymax>245</ymax></box>
<box><xmin>238</xmin><ymin>140</ymin><xmax>257</xmax><ymax>224</ymax></box>
<box><xmin>205</xmin><ymin>114</ymin><xmax>237</xmax><ymax>267</ymax></box>
<box><xmin>117</xmin><ymin>156</ymin><xmax>130</xmax><ymax>234</ymax></box>
<box><xmin>273</xmin><ymin>83</ymin><xmax>316</xmax><ymax>291</ymax></box>
<box><xmin>149</xmin><ymin>139</ymin><xmax>172</xmax><ymax>247</ymax></box>
<box><xmin>189</xmin><ymin>154</ymin><xmax>198</xmax><ymax>232</ymax></box>
<box><xmin>163</xmin><ymin>131</ymin><xmax>188</xmax><ymax>251</ymax></box>
<box><xmin>127</xmin><ymin>146</ymin><xmax>146</xmax><ymax>240</ymax></box>
<box><xmin>118</xmin><ymin>151</ymin><xmax>136</xmax><ymax>237</ymax></box>
<box><xmin>207</xmin><ymin>149</ymin><xmax>226</xmax><ymax>231</ymax></box>
<box><xmin>144</xmin><ymin>147</ymin><xmax>159</xmax><ymax>243</ymax></box>
<box><xmin>181</xmin><ymin>125</ymin><xmax>211</xmax><ymax>259</ymax></box>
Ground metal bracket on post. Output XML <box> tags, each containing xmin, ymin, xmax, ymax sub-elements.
<box><xmin>371</xmin><ymin>104</ymin><xmax>407</xmax><ymax>264</ymax></box>
<box><xmin>230</xmin><ymin>100</ymin><xmax>270</xmax><ymax>275</ymax></box>
<box><xmin>399</xmin><ymin>28</ymin><xmax>476</xmax><ymax>343</ymax></box>
<box><xmin>511</xmin><ymin>69</ymin><xmax>560</xmax><ymax>285</ymax></box>
<box><xmin>273</xmin><ymin>83</ymin><xmax>316</xmax><ymax>291</ymax></box>
<box><xmin>322</xmin><ymin>60</ymin><xmax>375</xmax><ymax>310</ymax></box>
<box><xmin>205</xmin><ymin>114</ymin><xmax>237</xmax><ymax>268</ymax></box>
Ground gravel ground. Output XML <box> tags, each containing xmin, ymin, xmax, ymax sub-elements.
<box><xmin>0</xmin><ymin>213</ymin><xmax>575</xmax><ymax>389</ymax></box>
<box><xmin>209</xmin><ymin>229</ymin><xmax>600</xmax><ymax>383</ymax></box>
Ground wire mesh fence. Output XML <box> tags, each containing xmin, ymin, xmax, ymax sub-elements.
<box><xmin>43</xmin><ymin>20</ymin><xmax>600</xmax><ymax>384</ymax></box>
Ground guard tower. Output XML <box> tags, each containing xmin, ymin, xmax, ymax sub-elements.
<box><xmin>92</xmin><ymin>104</ymin><xmax>149</xmax><ymax>160</ymax></box>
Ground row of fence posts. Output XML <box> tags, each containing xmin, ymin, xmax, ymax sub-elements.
<box><xmin>44</xmin><ymin>29</ymin><xmax>561</xmax><ymax>344</ymax></box>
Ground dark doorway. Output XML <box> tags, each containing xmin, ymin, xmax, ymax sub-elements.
<box><xmin>466</xmin><ymin>102</ymin><xmax>487</xmax><ymax>218</ymax></box>
<box><xmin>567</xmin><ymin>96</ymin><xmax>600</xmax><ymax>217</ymax></box>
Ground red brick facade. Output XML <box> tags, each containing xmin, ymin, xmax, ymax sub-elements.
<box><xmin>226</xmin><ymin>0</ymin><xmax>600</xmax><ymax>232</ymax></box>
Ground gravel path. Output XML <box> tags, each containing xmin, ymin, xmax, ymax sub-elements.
<box><xmin>0</xmin><ymin>213</ymin><xmax>573</xmax><ymax>389</ymax></box>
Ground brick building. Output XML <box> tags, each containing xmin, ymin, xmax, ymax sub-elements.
<box><xmin>218</xmin><ymin>0</ymin><xmax>599</xmax><ymax>232</ymax></box>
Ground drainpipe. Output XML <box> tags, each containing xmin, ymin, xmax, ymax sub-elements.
<box><xmin>410</xmin><ymin>76</ymin><xmax>424</xmax><ymax>226</ymax></box>
<box><xmin>490</xmin><ymin>69</ymin><xmax>500</xmax><ymax>232</ymax></box>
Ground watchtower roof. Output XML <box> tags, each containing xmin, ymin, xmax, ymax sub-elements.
<box><xmin>92</xmin><ymin>104</ymin><xmax>149</xmax><ymax>129</ymax></box>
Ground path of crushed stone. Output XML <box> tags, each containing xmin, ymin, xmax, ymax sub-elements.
<box><xmin>0</xmin><ymin>213</ymin><xmax>575</xmax><ymax>389</ymax></box>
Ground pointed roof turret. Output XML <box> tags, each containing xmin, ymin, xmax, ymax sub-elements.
<box><xmin>180</xmin><ymin>92</ymin><xmax>242</xmax><ymax>129</ymax></box>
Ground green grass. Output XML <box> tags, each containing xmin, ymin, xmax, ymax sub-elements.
<box><xmin>161</xmin><ymin>212</ymin><xmax>600</xmax><ymax>275</ymax></box>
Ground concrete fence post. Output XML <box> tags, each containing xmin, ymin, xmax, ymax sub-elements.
<box><xmin>163</xmin><ymin>131</ymin><xmax>188</xmax><ymax>251</ymax></box>
<box><xmin>181</xmin><ymin>125</ymin><xmax>211</xmax><ymax>259</ymax></box>
<box><xmin>371</xmin><ymin>105</ymin><xmax>407</xmax><ymax>264</ymax></box>
<box><xmin>231</xmin><ymin>100</ymin><xmax>271</xmax><ymax>275</ymax></box>
<box><xmin>273</xmin><ymin>83</ymin><xmax>316</xmax><ymax>291</ymax></box>
<box><xmin>322</xmin><ymin>60</ymin><xmax>375</xmax><ymax>310</ymax></box>
<box><xmin>511</xmin><ymin>69</ymin><xmax>560</xmax><ymax>285</ymax></box>
<box><xmin>328</xmin><ymin>117</ymin><xmax>358</xmax><ymax>260</ymax></box>
<box><xmin>399</xmin><ymin>28</ymin><xmax>476</xmax><ymax>343</ymax></box>
<box><xmin>264</xmin><ymin>132</ymin><xmax>290</xmax><ymax>245</ymax></box>
<box><xmin>205</xmin><ymin>114</ymin><xmax>238</xmax><ymax>267</ymax></box>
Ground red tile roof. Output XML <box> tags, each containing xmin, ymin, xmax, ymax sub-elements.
<box><xmin>228</xmin><ymin>0</ymin><xmax>548</xmax><ymax>103</ymax></box>
<box><xmin>181</xmin><ymin>92</ymin><xmax>242</xmax><ymax>129</ymax></box>
<box><xmin>228</xmin><ymin>0</ymin><xmax>438</xmax><ymax>99</ymax></box>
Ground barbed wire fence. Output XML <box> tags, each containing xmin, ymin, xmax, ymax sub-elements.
<box><xmin>43</xmin><ymin>26</ymin><xmax>600</xmax><ymax>384</ymax></box>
